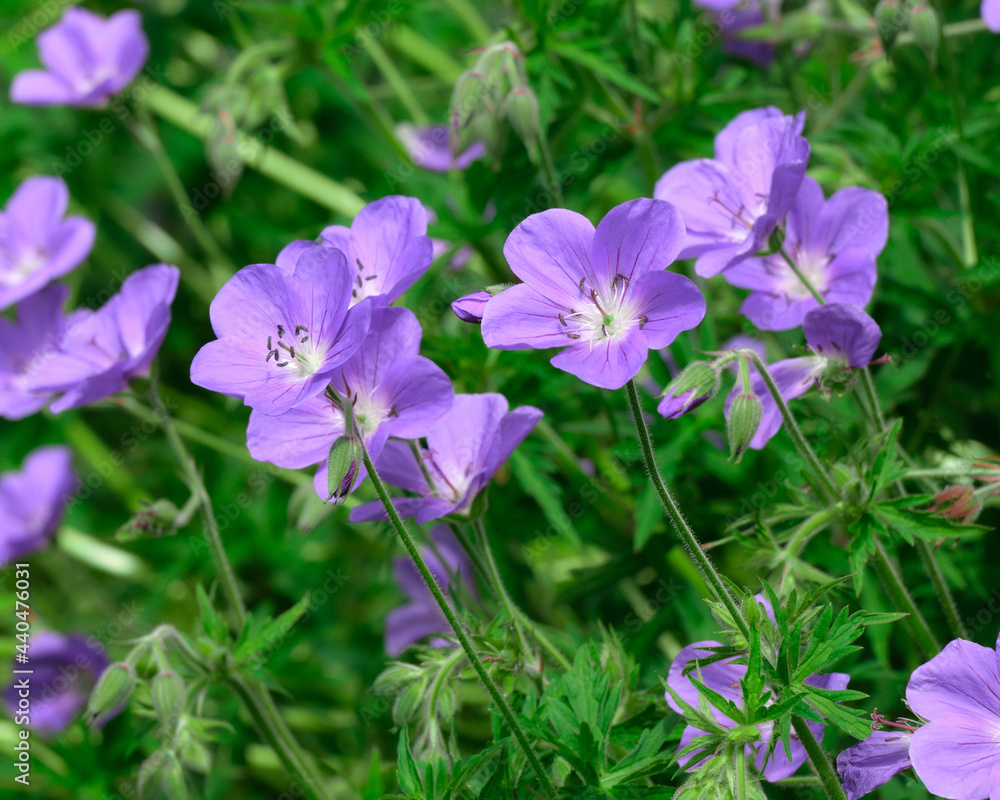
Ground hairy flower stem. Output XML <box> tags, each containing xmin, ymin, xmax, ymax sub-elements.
<box><xmin>358</xmin><ymin>439</ymin><xmax>557</xmax><ymax>799</ymax></box>
<box><xmin>792</xmin><ymin>717</ymin><xmax>848</xmax><ymax>800</ymax></box>
<box><xmin>870</xmin><ymin>541</ymin><xmax>941</xmax><ymax>657</ymax></box>
<box><xmin>779</xmin><ymin>248</ymin><xmax>825</xmax><ymax>305</ymax></box>
<box><xmin>625</xmin><ymin>380</ymin><xmax>751</xmax><ymax>642</ymax></box>
<box><xmin>473</xmin><ymin>518</ymin><xmax>572</xmax><ymax>671</ymax></box>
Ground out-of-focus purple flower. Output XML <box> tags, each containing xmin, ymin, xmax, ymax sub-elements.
<box><xmin>725</xmin><ymin>177</ymin><xmax>888</xmax><ymax>330</ymax></box>
<box><xmin>27</xmin><ymin>265</ymin><xmax>179</xmax><ymax>412</ymax></box>
<box><xmin>246</xmin><ymin>306</ymin><xmax>453</xmax><ymax>499</ymax></box>
<box><xmin>275</xmin><ymin>196</ymin><xmax>433</xmax><ymax>307</ymax></box>
<box><xmin>0</xmin><ymin>446</ymin><xmax>76</xmax><ymax>565</ymax></box>
<box><xmin>722</xmin><ymin>334</ymin><xmax>767</xmax><ymax>365</ymax></box>
<box><xmin>0</xmin><ymin>176</ymin><xmax>95</xmax><ymax>310</ymax></box>
<box><xmin>10</xmin><ymin>9</ymin><xmax>148</xmax><ymax>108</ymax></box>
<box><xmin>481</xmin><ymin>199</ymin><xmax>706</xmax><ymax>390</ymax></box>
<box><xmin>666</xmin><ymin>596</ymin><xmax>850</xmax><ymax>781</ymax></box>
<box><xmin>386</xmin><ymin>527</ymin><xmax>476</xmax><ymax>655</ymax></box>
<box><xmin>351</xmin><ymin>393</ymin><xmax>542</xmax><ymax>524</ymax></box>
<box><xmin>983</xmin><ymin>0</ymin><xmax>1000</xmax><ymax>32</ymax></box>
<box><xmin>836</xmin><ymin>730</ymin><xmax>913</xmax><ymax>800</ymax></box>
<box><xmin>905</xmin><ymin>633</ymin><xmax>1000</xmax><ymax>800</ymax></box>
<box><xmin>3</xmin><ymin>631</ymin><xmax>108</xmax><ymax>734</ymax></box>
<box><xmin>452</xmin><ymin>291</ymin><xmax>492</xmax><ymax>324</ymax></box>
<box><xmin>655</xmin><ymin>107</ymin><xmax>810</xmax><ymax>278</ymax></box>
<box><xmin>191</xmin><ymin>251</ymin><xmax>369</xmax><ymax>416</ymax></box>
<box><xmin>396</xmin><ymin>124</ymin><xmax>486</xmax><ymax>172</ymax></box>
<box><xmin>695</xmin><ymin>0</ymin><xmax>780</xmax><ymax>65</ymax></box>
<box><xmin>724</xmin><ymin>303</ymin><xmax>881</xmax><ymax>449</ymax></box>
<box><xmin>0</xmin><ymin>285</ymin><xmax>75</xmax><ymax>419</ymax></box>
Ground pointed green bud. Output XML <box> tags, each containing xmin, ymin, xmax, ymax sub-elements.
<box><xmin>137</xmin><ymin>752</ymin><xmax>167</xmax><ymax>800</ymax></box>
<box><xmin>504</xmin><ymin>87</ymin><xmax>541</xmax><ymax>161</ymax></box>
<box><xmin>874</xmin><ymin>0</ymin><xmax>906</xmax><ymax>49</ymax></box>
<box><xmin>161</xmin><ymin>750</ymin><xmax>190</xmax><ymax>800</ymax></box>
<box><xmin>659</xmin><ymin>362</ymin><xmax>721</xmax><ymax>419</ymax></box>
<box><xmin>727</xmin><ymin>393</ymin><xmax>763</xmax><ymax>463</ymax></box>
<box><xmin>152</xmin><ymin>671</ymin><xmax>186</xmax><ymax>735</ymax></box>
<box><xmin>85</xmin><ymin>662</ymin><xmax>136</xmax><ymax>727</ymax></box>
<box><xmin>373</xmin><ymin>663</ymin><xmax>421</xmax><ymax>696</ymax></box>
<box><xmin>449</xmin><ymin>70</ymin><xmax>486</xmax><ymax>150</ymax></box>
<box><xmin>326</xmin><ymin>434</ymin><xmax>362</xmax><ymax>504</ymax></box>
<box><xmin>909</xmin><ymin>4</ymin><xmax>940</xmax><ymax>67</ymax></box>
<box><xmin>116</xmin><ymin>499</ymin><xmax>180</xmax><ymax>542</ymax></box>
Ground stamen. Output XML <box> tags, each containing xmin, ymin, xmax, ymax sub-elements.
<box><xmin>352</xmin><ymin>289</ymin><xmax>358</xmax><ymax>298</ymax></box>
<box><xmin>639</xmin><ymin>315</ymin><xmax>648</xmax><ymax>329</ymax></box>
<box><xmin>558</xmin><ymin>313</ymin><xmax>567</xmax><ymax>326</ymax></box>
<box><xmin>612</xmin><ymin>273</ymin><xmax>629</xmax><ymax>291</ymax></box>
<box><xmin>276</xmin><ymin>360</ymin><xmax>289</xmax><ymax>367</ymax></box>
<box><xmin>295</xmin><ymin>325</ymin><xmax>308</xmax><ymax>335</ymax></box>
<box><xmin>578</xmin><ymin>277</ymin><xmax>586</xmax><ymax>293</ymax></box>
<box><xmin>267</xmin><ymin>336</ymin><xmax>272</xmax><ymax>350</ymax></box>
<box><xmin>590</xmin><ymin>289</ymin><xmax>608</xmax><ymax>316</ymax></box>
<box><xmin>356</xmin><ymin>275</ymin><xmax>363</xmax><ymax>288</ymax></box>
<box><xmin>289</xmin><ymin>346</ymin><xmax>296</xmax><ymax>359</ymax></box>
<box><xmin>266</xmin><ymin>349</ymin><xmax>279</xmax><ymax>362</ymax></box>
<box><xmin>300</xmin><ymin>336</ymin><xmax>309</xmax><ymax>343</ymax></box>
<box><xmin>364</xmin><ymin>275</ymin><xmax>377</xmax><ymax>281</ymax></box>
<box><xmin>567</xmin><ymin>332</ymin><xmax>581</xmax><ymax>340</ymax></box>
<box><xmin>356</xmin><ymin>258</ymin><xmax>364</xmax><ymax>272</ymax></box>
<box><xmin>277</xmin><ymin>324</ymin><xmax>285</xmax><ymax>338</ymax></box>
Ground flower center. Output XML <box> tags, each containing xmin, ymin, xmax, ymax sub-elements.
<box><xmin>264</xmin><ymin>323</ymin><xmax>324</xmax><ymax>378</ymax></box>
<box><xmin>350</xmin><ymin>257</ymin><xmax>381</xmax><ymax>305</ymax></box>
<box><xmin>562</xmin><ymin>274</ymin><xmax>645</xmax><ymax>344</ymax></box>
<box><xmin>778</xmin><ymin>247</ymin><xmax>831</xmax><ymax>300</ymax></box>
<box><xmin>0</xmin><ymin>247</ymin><xmax>47</xmax><ymax>287</ymax></box>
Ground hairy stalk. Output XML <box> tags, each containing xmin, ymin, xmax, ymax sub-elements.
<box><xmin>473</xmin><ymin>518</ymin><xmax>572</xmax><ymax>671</ymax></box>
<box><xmin>904</xmin><ymin>466</ymin><xmax>1000</xmax><ymax>481</ymax></box>
<box><xmin>735</xmin><ymin>746</ymin><xmax>748</xmax><ymax>800</ymax></box>
<box><xmin>870</xmin><ymin>541</ymin><xmax>941</xmax><ymax>657</ymax></box>
<box><xmin>358</xmin><ymin>438</ymin><xmax>557</xmax><ymax>798</ymax></box>
<box><xmin>625</xmin><ymin>380</ymin><xmax>751</xmax><ymax>642</ymax></box>
<box><xmin>778</xmin><ymin>248</ymin><xmax>825</xmax><ymax>305</ymax></box>
<box><xmin>792</xmin><ymin>717</ymin><xmax>848</xmax><ymax>800</ymax></box>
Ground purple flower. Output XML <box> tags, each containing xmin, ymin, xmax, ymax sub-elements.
<box><xmin>696</xmin><ymin>0</ymin><xmax>780</xmax><ymax>66</ymax></box>
<box><xmin>351</xmin><ymin>393</ymin><xmax>542</xmax><ymax>524</ymax></box>
<box><xmin>836</xmin><ymin>730</ymin><xmax>913</xmax><ymax>800</ymax></box>
<box><xmin>3</xmin><ymin>631</ymin><xmax>108</xmax><ymax>734</ymax></box>
<box><xmin>984</xmin><ymin>0</ymin><xmax>1000</xmax><ymax>32</ymax></box>
<box><xmin>0</xmin><ymin>285</ymin><xmax>75</xmax><ymax>419</ymax></box>
<box><xmin>0</xmin><ymin>176</ymin><xmax>95</xmax><ymax>310</ymax></box>
<box><xmin>0</xmin><ymin>446</ymin><xmax>76</xmax><ymax>566</ymax></box>
<box><xmin>10</xmin><ymin>9</ymin><xmax>149</xmax><ymax>108</ymax></box>
<box><xmin>654</xmin><ymin>107</ymin><xmax>810</xmax><ymax>278</ymax></box>
<box><xmin>275</xmin><ymin>196</ymin><xmax>433</xmax><ymax>307</ymax></box>
<box><xmin>191</xmin><ymin>251</ymin><xmax>370</xmax><ymax>416</ymax></box>
<box><xmin>481</xmin><ymin>199</ymin><xmax>706</xmax><ymax>390</ymax></box>
<box><xmin>725</xmin><ymin>304</ymin><xmax>881</xmax><ymax>449</ymax></box>
<box><xmin>27</xmin><ymin>264</ymin><xmax>179</xmax><ymax>412</ymax></box>
<box><xmin>666</xmin><ymin>635</ymin><xmax>850</xmax><ymax>781</ymax></box>
<box><xmin>724</xmin><ymin>177</ymin><xmax>888</xmax><ymax>330</ymax></box>
<box><xmin>905</xmin><ymin>633</ymin><xmax>1000</xmax><ymax>800</ymax></box>
<box><xmin>396</xmin><ymin>124</ymin><xmax>486</xmax><ymax>172</ymax></box>
<box><xmin>386</xmin><ymin>527</ymin><xmax>476</xmax><ymax>655</ymax></box>
<box><xmin>246</xmin><ymin>306</ymin><xmax>453</xmax><ymax>499</ymax></box>
<box><xmin>452</xmin><ymin>290</ymin><xmax>492</xmax><ymax>324</ymax></box>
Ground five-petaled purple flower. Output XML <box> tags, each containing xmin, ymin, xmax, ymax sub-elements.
<box><xmin>654</xmin><ymin>106</ymin><xmax>810</xmax><ymax>278</ymax></box>
<box><xmin>10</xmin><ymin>8</ymin><xmax>149</xmax><ymax>108</ymax></box>
<box><xmin>396</xmin><ymin>124</ymin><xmax>486</xmax><ymax>172</ymax></box>
<box><xmin>3</xmin><ymin>631</ymin><xmax>108</xmax><ymax>734</ymax></box>
<box><xmin>351</xmin><ymin>393</ymin><xmax>542</xmax><ymax>524</ymax></box>
<box><xmin>276</xmin><ymin>196</ymin><xmax>434</xmax><ymax>307</ymax></box>
<box><xmin>386</xmin><ymin>526</ymin><xmax>476</xmax><ymax>656</ymax></box>
<box><xmin>481</xmin><ymin>198</ymin><xmax>706</xmax><ymax>390</ymax></box>
<box><xmin>28</xmin><ymin>264</ymin><xmax>180</xmax><ymax>412</ymax></box>
<box><xmin>191</xmin><ymin>250</ymin><xmax>370</xmax><ymax>416</ymax></box>
<box><xmin>836</xmin><ymin>729</ymin><xmax>913</xmax><ymax>800</ymax></box>
<box><xmin>666</xmin><ymin>608</ymin><xmax>850</xmax><ymax>781</ymax></box>
<box><xmin>983</xmin><ymin>0</ymin><xmax>1000</xmax><ymax>32</ymax></box>
<box><xmin>724</xmin><ymin>176</ymin><xmax>888</xmax><ymax>330</ymax></box>
<box><xmin>0</xmin><ymin>176</ymin><xmax>95</xmax><ymax>310</ymax></box>
<box><xmin>725</xmin><ymin>304</ymin><xmax>881</xmax><ymax>449</ymax></box>
<box><xmin>0</xmin><ymin>446</ymin><xmax>76</xmax><ymax>566</ymax></box>
<box><xmin>247</xmin><ymin>306</ymin><xmax>453</xmax><ymax>499</ymax></box>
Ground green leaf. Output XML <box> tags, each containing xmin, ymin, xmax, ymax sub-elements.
<box><xmin>196</xmin><ymin>584</ymin><xmax>228</xmax><ymax>645</ymax></box>
<box><xmin>396</xmin><ymin>727</ymin><xmax>423</xmax><ymax>796</ymax></box>
<box><xmin>234</xmin><ymin>593</ymin><xmax>311</xmax><ymax>666</ymax></box>
<box><xmin>549</xmin><ymin>41</ymin><xmax>661</xmax><ymax>103</ymax></box>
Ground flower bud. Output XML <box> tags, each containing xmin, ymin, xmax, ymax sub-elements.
<box><xmin>85</xmin><ymin>662</ymin><xmax>136</xmax><ymax>727</ymax></box>
<box><xmin>449</xmin><ymin>70</ymin><xmax>485</xmax><ymax>134</ymax></box>
<box><xmin>874</xmin><ymin>0</ymin><xmax>906</xmax><ymax>48</ymax></box>
<box><xmin>137</xmin><ymin>751</ymin><xmax>167</xmax><ymax>800</ymax></box>
<box><xmin>908</xmin><ymin>4</ymin><xmax>940</xmax><ymax>66</ymax></box>
<box><xmin>727</xmin><ymin>392</ymin><xmax>763</xmax><ymax>462</ymax></box>
<box><xmin>326</xmin><ymin>434</ymin><xmax>362</xmax><ymax>503</ymax></box>
<box><xmin>116</xmin><ymin>498</ymin><xmax>180</xmax><ymax>542</ymax></box>
<box><xmin>504</xmin><ymin>87</ymin><xmax>541</xmax><ymax>161</ymax></box>
<box><xmin>161</xmin><ymin>750</ymin><xmax>190</xmax><ymax>800</ymax></box>
<box><xmin>657</xmin><ymin>362</ymin><xmax>721</xmax><ymax>420</ymax></box>
<box><xmin>451</xmin><ymin>290</ymin><xmax>492</xmax><ymax>324</ymax></box>
<box><xmin>152</xmin><ymin>670</ymin><xmax>186</xmax><ymax>735</ymax></box>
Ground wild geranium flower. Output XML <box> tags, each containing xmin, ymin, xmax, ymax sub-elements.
<box><xmin>0</xmin><ymin>176</ymin><xmax>95</xmax><ymax>310</ymax></box>
<box><xmin>0</xmin><ymin>285</ymin><xmax>74</xmax><ymax>419</ymax></box>
<box><xmin>396</xmin><ymin>124</ymin><xmax>485</xmax><ymax>172</ymax></box>
<box><xmin>246</xmin><ymin>306</ymin><xmax>453</xmax><ymax>499</ymax></box>
<box><xmin>725</xmin><ymin>303</ymin><xmax>881</xmax><ymax>449</ymax></box>
<box><xmin>983</xmin><ymin>0</ymin><xmax>1000</xmax><ymax>32</ymax></box>
<box><xmin>905</xmin><ymin>632</ymin><xmax>1000</xmax><ymax>800</ymax></box>
<box><xmin>10</xmin><ymin>8</ymin><xmax>149</xmax><ymax>108</ymax></box>
<box><xmin>723</xmin><ymin>176</ymin><xmax>888</xmax><ymax>330</ymax></box>
<box><xmin>654</xmin><ymin>107</ymin><xmax>810</xmax><ymax>278</ymax></box>
<box><xmin>386</xmin><ymin>527</ymin><xmax>476</xmax><ymax>655</ymax></box>
<box><xmin>351</xmin><ymin>393</ymin><xmax>542</xmax><ymax>524</ymax></box>
<box><xmin>480</xmin><ymin>199</ymin><xmax>706</xmax><ymax>390</ymax></box>
<box><xmin>0</xmin><ymin>446</ymin><xmax>76</xmax><ymax>566</ymax></box>
<box><xmin>836</xmin><ymin>729</ymin><xmax>913</xmax><ymax>800</ymax></box>
<box><xmin>191</xmin><ymin>250</ymin><xmax>370</xmax><ymax>416</ymax></box>
<box><xmin>2</xmin><ymin>631</ymin><xmax>108</xmax><ymax>734</ymax></box>
<box><xmin>28</xmin><ymin>264</ymin><xmax>179</xmax><ymax>412</ymax></box>
<box><xmin>275</xmin><ymin>196</ymin><xmax>433</xmax><ymax>307</ymax></box>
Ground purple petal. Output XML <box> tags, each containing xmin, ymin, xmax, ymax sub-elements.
<box><xmin>666</xmin><ymin>641</ymin><xmax>745</xmax><ymax>715</ymax></box>
<box><xmin>713</xmin><ymin>106</ymin><xmax>797</xmax><ymax>166</ymax></box>
<box><xmin>755</xmin><ymin>720</ymin><xmax>814</xmax><ymax>781</ymax></box>
<box><xmin>0</xmin><ymin>446</ymin><xmax>76</xmax><ymax>565</ymax></box>
<box><xmin>739</xmin><ymin>291</ymin><xmax>815</xmax><ymax>331</ymax></box>
<box><xmin>837</xmin><ymin>730</ymin><xmax>912</xmax><ymax>800</ymax></box>
<box><xmin>502</xmin><ymin>208</ymin><xmax>596</xmax><ymax>306</ymax></box>
<box><xmin>9</xmin><ymin>71</ymin><xmax>77</xmax><ymax>106</ymax></box>
<box><xmin>481</xmin><ymin>283</ymin><xmax>574</xmax><ymax>351</ymax></box>
<box><xmin>802</xmin><ymin>304</ymin><xmax>881</xmax><ymax>368</ymax></box>
<box><xmin>480</xmin><ymin>404</ymin><xmax>543</xmax><ymax>483</ymax></box>
<box><xmin>590</xmin><ymin>199</ymin><xmax>686</xmax><ymax>287</ymax></box>
<box><xmin>452</xmin><ymin>290</ymin><xmax>491</xmax><ymax>323</ymax></box>
<box><xmin>380</xmin><ymin>356</ymin><xmax>454</xmax><ymax>439</ymax></box>
<box><xmin>985</xmin><ymin>0</ymin><xmax>1000</xmax><ymax>32</ymax></box>
<box><xmin>906</xmin><ymin>638</ymin><xmax>1000</xmax><ymax>722</ymax></box>
<box><xmin>275</xmin><ymin>239</ymin><xmax>319</xmax><ymax>272</ymax></box>
<box><xmin>823</xmin><ymin>251</ymin><xmax>877</xmax><ymax>309</ymax></box>
<box><xmin>549</xmin><ymin>328</ymin><xmax>648</xmax><ymax>390</ymax></box>
<box><xmin>396</xmin><ymin>124</ymin><xmax>485</xmax><ymax>172</ymax></box>
<box><xmin>247</xmin><ymin>395</ymin><xmax>343</xmax><ymax>469</ymax></box>
<box><xmin>815</xmin><ymin>187</ymin><xmax>888</xmax><ymax>258</ymax></box>
<box><xmin>629</xmin><ymin>269</ymin><xmax>706</xmax><ymax>350</ymax></box>
<box><xmin>384</xmin><ymin>602</ymin><xmax>451</xmax><ymax>656</ymax></box>
<box><xmin>909</xmin><ymin>715</ymin><xmax>1000</xmax><ymax>800</ymax></box>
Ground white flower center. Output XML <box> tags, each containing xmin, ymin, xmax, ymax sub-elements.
<box><xmin>350</xmin><ymin>257</ymin><xmax>382</xmax><ymax>306</ymax></box>
<box><xmin>777</xmin><ymin>247</ymin><xmax>831</xmax><ymax>301</ymax></box>
<box><xmin>562</xmin><ymin>274</ymin><xmax>645</xmax><ymax>346</ymax></box>
<box><xmin>264</xmin><ymin>323</ymin><xmax>325</xmax><ymax>378</ymax></box>
<box><xmin>1</xmin><ymin>247</ymin><xmax>47</xmax><ymax>287</ymax></box>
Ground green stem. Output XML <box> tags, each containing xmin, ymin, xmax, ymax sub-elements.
<box><xmin>740</xmin><ymin>351</ymin><xmax>840</xmax><ymax>504</ymax></box>
<box><xmin>624</xmin><ymin>380</ymin><xmax>751</xmax><ymax>642</ymax></box>
<box><xmin>358</xmin><ymin>436</ymin><xmax>556</xmax><ymax>799</ymax></box>
<box><xmin>904</xmin><ymin>467</ymin><xmax>999</xmax><ymax>481</ymax></box>
<box><xmin>779</xmin><ymin>507</ymin><xmax>842</xmax><ymax>592</ymax></box>
<box><xmin>735</xmin><ymin>745</ymin><xmax>748</xmax><ymax>800</ymax></box>
<box><xmin>473</xmin><ymin>518</ymin><xmax>572</xmax><ymax>671</ymax></box>
<box><xmin>537</xmin><ymin>132</ymin><xmax>564</xmax><ymax>206</ymax></box>
<box><xmin>440</xmin><ymin>0</ymin><xmax>494</xmax><ymax>43</ymax></box>
<box><xmin>792</xmin><ymin>716</ymin><xmax>847</xmax><ymax>800</ymax></box>
<box><xmin>779</xmin><ymin>248</ymin><xmax>825</xmax><ymax>305</ymax></box>
<box><xmin>366</xmin><ymin>38</ymin><xmax>429</xmax><ymax>125</ymax></box>
<box><xmin>870</xmin><ymin>541</ymin><xmax>940</xmax><ymax>657</ymax></box>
